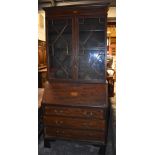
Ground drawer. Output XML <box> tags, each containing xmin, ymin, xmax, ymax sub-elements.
<box><xmin>44</xmin><ymin>116</ymin><xmax>106</xmax><ymax>130</ymax></box>
<box><xmin>44</xmin><ymin>106</ymin><xmax>106</xmax><ymax>119</ymax></box>
<box><xmin>45</xmin><ymin>127</ymin><xmax>105</xmax><ymax>141</ymax></box>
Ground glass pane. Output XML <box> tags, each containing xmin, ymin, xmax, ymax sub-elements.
<box><xmin>78</xmin><ymin>18</ymin><xmax>106</xmax><ymax>80</ymax></box>
<box><xmin>48</xmin><ymin>18</ymin><xmax>72</xmax><ymax>79</ymax></box>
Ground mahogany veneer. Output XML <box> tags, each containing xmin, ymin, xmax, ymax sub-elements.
<box><xmin>42</xmin><ymin>5</ymin><xmax>109</xmax><ymax>154</ymax></box>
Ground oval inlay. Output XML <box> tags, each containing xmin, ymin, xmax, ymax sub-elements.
<box><xmin>70</xmin><ymin>92</ymin><xmax>78</xmax><ymax>96</ymax></box>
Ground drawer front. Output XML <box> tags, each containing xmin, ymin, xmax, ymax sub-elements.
<box><xmin>44</xmin><ymin>116</ymin><xmax>106</xmax><ymax>130</ymax></box>
<box><xmin>45</xmin><ymin>127</ymin><xmax>105</xmax><ymax>141</ymax></box>
<box><xmin>44</xmin><ymin>106</ymin><xmax>106</xmax><ymax>119</ymax></box>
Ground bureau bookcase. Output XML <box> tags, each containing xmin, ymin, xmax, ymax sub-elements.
<box><xmin>42</xmin><ymin>5</ymin><xmax>109</xmax><ymax>154</ymax></box>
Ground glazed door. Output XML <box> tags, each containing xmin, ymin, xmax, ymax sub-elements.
<box><xmin>47</xmin><ymin>16</ymin><xmax>107</xmax><ymax>82</ymax></box>
<box><xmin>47</xmin><ymin>18</ymin><xmax>73</xmax><ymax>80</ymax></box>
<box><xmin>77</xmin><ymin>17</ymin><xmax>107</xmax><ymax>81</ymax></box>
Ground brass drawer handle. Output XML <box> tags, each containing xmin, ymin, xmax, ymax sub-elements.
<box><xmin>55</xmin><ymin>120</ymin><xmax>63</xmax><ymax>125</ymax></box>
<box><xmin>56</xmin><ymin>130</ymin><xmax>64</xmax><ymax>134</ymax></box>
<box><xmin>84</xmin><ymin>111</ymin><xmax>94</xmax><ymax>117</ymax></box>
<box><xmin>54</xmin><ymin>109</ymin><xmax>63</xmax><ymax>113</ymax></box>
